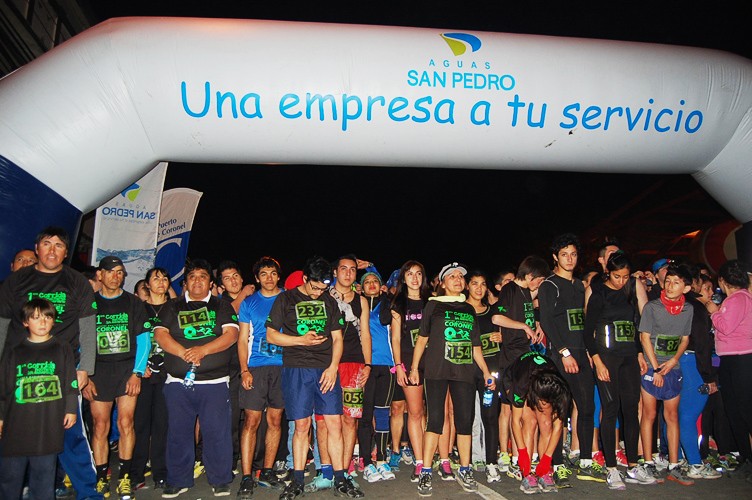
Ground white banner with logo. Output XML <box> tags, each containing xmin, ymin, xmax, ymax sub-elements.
<box><xmin>155</xmin><ymin>188</ymin><xmax>203</xmax><ymax>294</ymax></box>
<box><xmin>91</xmin><ymin>162</ymin><xmax>168</xmax><ymax>293</ymax></box>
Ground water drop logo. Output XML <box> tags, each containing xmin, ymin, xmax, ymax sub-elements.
<box><xmin>121</xmin><ymin>183</ymin><xmax>141</xmax><ymax>202</ymax></box>
<box><xmin>440</xmin><ymin>33</ymin><xmax>482</xmax><ymax>56</ymax></box>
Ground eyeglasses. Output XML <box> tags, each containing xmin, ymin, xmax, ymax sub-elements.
<box><xmin>308</xmin><ymin>282</ymin><xmax>329</xmax><ymax>293</ymax></box>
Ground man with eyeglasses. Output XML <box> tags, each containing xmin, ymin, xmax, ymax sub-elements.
<box><xmin>266</xmin><ymin>256</ymin><xmax>364</xmax><ymax>499</ymax></box>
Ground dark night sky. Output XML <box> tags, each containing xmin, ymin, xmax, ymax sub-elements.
<box><xmin>82</xmin><ymin>1</ymin><xmax>748</xmax><ymax>280</ymax></box>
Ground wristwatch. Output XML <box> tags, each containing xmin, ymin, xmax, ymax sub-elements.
<box><xmin>560</xmin><ymin>348</ymin><xmax>572</xmax><ymax>358</ymax></box>
<box><xmin>133</xmin><ymin>372</ymin><xmax>143</xmax><ymax>378</ymax></box>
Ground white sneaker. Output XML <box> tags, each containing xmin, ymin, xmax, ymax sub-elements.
<box><xmin>625</xmin><ymin>465</ymin><xmax>656</xmax><ymax>485</ymax></box>
<box><xmin>362</xmin><ymin>464</ymin><xmax>382</xmax><ymax>483</ymax></box>
<box><xmin>687</xmin><ymin>463</ymin><xmax>722</xmax><ymax>480</ymax></box>
<box><xmin>652</xmin><ymin>453</ymin><xmax>669</xmax><ymax>471</ymax></box>
<box><xmin>607</xmin><ymin>468</ymin><xmax>626</xmax><ymax>490</ymax></box>
<box><xmin>376</xmin><ymin>463</ymin><xmax>396</xmax><ymax>481</ymax></box>
<box><xmin>485</xmin><ymin>463</ymin><xmax>501</xmax><ymax>483</ymax></box>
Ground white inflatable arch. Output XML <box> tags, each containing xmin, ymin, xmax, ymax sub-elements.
<box><xmin>1</xmin><ymin>17</ymin><xmax>751</xmax><ymax>276</ymax></box>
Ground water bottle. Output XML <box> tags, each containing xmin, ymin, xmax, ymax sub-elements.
<box><xmin>482</xmin><ymin>378</ymin><xmax>494</xmax><ymax>407</ymax></box>
<box><xmin>183</xmin><ymin>363</ymin><xmax>197</xmax><ymax>388</ymax></box>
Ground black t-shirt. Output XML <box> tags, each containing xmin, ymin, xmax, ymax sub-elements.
<box><xmin>583</xmin><ymin>281</ymin><xmax>640</xmax><ymax>358</ymax></box>
<box><xmin>502</xmin><ymin>351</ymin><xmax>558</xmax><ymax>409</ymax></box>
<box><xmin>94</xmin><ymin>291</ymin><xmax>150</xmax><ymax>364</ymax></box>
<box><xmin>538</xmin><ymin>274</ymin><xmax>586</xmax><ymax>353</ymax></box>
<box><xmin>392</xmin><ymin>297</ymin><xmax>425</xmax><ymax>367</ymax></box>
<box><xmin>475</xmin><ymin>304</ymin><xmax>500</xmax><ymax>376</ymax></box>
<box><xmin>0</xmin><ymin>337</ymin><xmax>78</xmax><ymax>456</ymax></box>
<box><xmin>419</xmin><ymin>298</ymin><xmax>481</xmax><ymax>383</ymax></box>
<box><xmin>219</xmin><ymin>293</ymin><xmax>241</xmax><ymax>375</ymax></box>
<box><xmin>335</xmin><ymin>291</ymin><xmax>366</xmax><ymax>364</ymax></box>
<box><xmin>0</xmin><ymin>266</ymin><xmax>96</xmax><ymax>365</ymax></box>
<box><xmin>156</xmin><ymin>295</ymin><xmax>238</xmax><ymax>380</ymax></box>
<box><xmin>266</xmin><ymin>288</ymin><xmax>344</xmax><ymax>369</ymax></box>
<box><xmin>495</xmin><ymin>282</ymin><xmax>535</xmax><ymax>369</ymax></box>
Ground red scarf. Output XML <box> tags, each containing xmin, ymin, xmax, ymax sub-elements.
<box><xmin>660</xmin><ymin>289</ymin><xmax>685</xmax><ymax>315</ymax></box>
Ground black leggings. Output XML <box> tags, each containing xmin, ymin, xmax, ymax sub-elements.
<box><xmin>719</xmin><ymin>353</ymin><xmax>752</xmax><ymax>461</ymax></box>
<box><xmin>596</xmin><ymin>353</ymin><xmax>640</xmax><ymax>467</ymax></box>
<box><xmin>359</xmin><ymin>366</ymin><xmax>396</xmax><ymax>465</ymax></box>
<box><xmin>425</xmin><ymin>379</ymin><xmax>475</xmax><ymax>435</ymax></box>
<box><xmin>553</xmin><ymin>349</ymin><xmax>596</xmax><ymax>459</ymax></box>
<box><xmin>474</xmin><ymin>375</ymin><xmax>500</xmax><ymax>463</ymax></box>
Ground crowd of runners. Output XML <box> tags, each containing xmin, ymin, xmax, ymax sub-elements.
<box><xmin>0</xmin><ymin>226</ymin><xmax>751</xmax><ymax>500</ymax></box>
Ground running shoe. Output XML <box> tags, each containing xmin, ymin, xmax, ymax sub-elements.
<box><xmin>537</xmin><ymin>472</ymin><xmax>557</xmax><ymax>493</ymax></box>
<box><xmin>625</xmin><ymin>465</ymin><xmax>656</xmax><ymax>485</ymax></box>
<box><xmin>507</xmin><ymin>462</ymin><xmax>523</xmax><ymax>481</ymax></box>
<box><xmin>486</xmin><ymin>463</ymin><xmax>501</xmax><ymax>483</ymax></box>
<box><xmin>592</xmin><ymin>450</ymin><xmax>605</xmax><ymax>467</ymax></box>
<box><xmin>388</xmin><ymin>451</ymin><xmax>401</xmax><ymax>471</ymax></box>
<box><xmin>576</xmin><ymin>461</ymin><xmax>607</xmax><ymax>482</ymax></box>
<box><xmin>417</xmin><ymin>472</ymin><xmax>432</xmax><ymax>497</ymax></box>
<box><xmin>194</xmin><ymin>461</ymin><xmax>205</xmax><ymax>479</ymax></box>
<box><xmin>304</xmin><ymin>472</ymin><xmax>333</xmax><ymax>493</ymax></box>
<box><xmin>411</xmin><ymin>464</ymin><xmax>422</xmax><ymax>483</ymax></box>
<box><xmin>333</xmin><ymin>475</ymin><xmax>364</xmax><ymax>498</ymax></box>
<box><xmin>96</xmin><ymin>477</ymin><xmax>111</xmax><ymax>498</ymax></box>
<box><xmin>498</xmin><ymin>451</ymin><xmax>512</xmax><ymax>472</ymax></box>
<box><xmin>116</xmin><ymin>475</ymin><xmax>132</xmax><ymax>500</ymax></box>
<box><xmin>687</xmin><ymin>463</ymin><xmax>722</xmax><ymax>479</ymax></box>
<box><xmin>643</xmin><ymin>463</ymin><xmax>665</xmax><ymax>484</ymax></box>
<box><xmin>362</xmin><ymin>464</ymin><xmax>381</xmax><ymax>483</ymax></box>
<box><xmin>437</xmin><ymin>460</ymin><xmax>455</xmax><ymax>481</ymax></box>
<box><xmin>133</xmin><ymin>480</ymin><xmax>146</xmax><ymax>491</ymax></box>
<box><xmin>615</xmin><ymin>449</ymin><xmax>628</xmax><ymax>467</ymax></box>
<box><xmin>554</xmin><ymin>464</ymin><xmax>572</xmax><ymax>488</ymax></box>
<box><xmin>154</xmin><ymin>479</ymin><xmax>166</xmax><ymax>490</ymax></box>
<box><xmin>55</xmin><ymin>487</ymin><xmax>75</xmax><ymax>499</ymax></box>
<box><xmin>279</xmin><ymin>481</ymin><xmax>305</xmax><ymax>500</ymax></box>
<box><xmin>652</xmin><ymin>453</ymin><xmax>669</xmax><ymax>471</ymax></box>
<box><xmin>566</xmin><ymin>451</ymin><xmax>580</xmax><ymax>468</ymax></box>
<box><xmin>348</xmin><ymin>458</ymin><xmax>357</xmax><ymax>477</ymax></box>
<box><xmin>705</xmin><ymin>454</ymin><xmax>724</xmax><ymax>471</ymax></box>
<box><xmin>377</xmin><ymin>463</ymin><xmax>396</xmax><ymax>481</ymax></box>
<box><xmin>666</xmin><ymin>466</ymin><xmax>695</xmax><ymax>486</ymax></box>
<box><xmin>473</xmin><ymin>460</ymin><xmax>486</xmax><ymax>471</ymax></box>
<box><xmin>273</xmin><ymin>460</ymin><xmax>290</xmax><ymax>478</ymax></box>
<box><xmin>401</xmin><ymin>446</ymin><xmax>415</xmax><ymax>465</ymax></box>
<box><xmin>456</xmin><ymin>468</ymin><xmax>478</xmax><ymax>492</ymax></box>
<box><xmin>211</xmin><ymin>484</ymin><xmax>231</xmax><ymax>497</ymax></box>
<box><xmin>161</xmin><ymin>486</ymin><xmax>189</xmax><ymax>498</ymax></box>
<box><xmin>606</xmin><ymin>468</ymin><xmax>626</xmax><ymax>490</ymax></box>
<box><xmin>520</xmin><ymin>474</ymin><xmax>539</xmax><ymax>494</ymax></box>
<box><xmin>719</xmin><ymin>454</ymin><xmax>739</xmax><ymax>471</ymax></box>
<box><xmin>237</xmin><ymin>476</ymin><xmax>254</xmax><ymax>500</ymax></box>
<box><xmin>258</xmin><ymin>469</ymin><xmax>286</xmax><ymax>489</ymax></box>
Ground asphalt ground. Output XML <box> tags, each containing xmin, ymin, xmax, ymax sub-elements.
<box><xmin>118</xmin><ymin>460</ymin><xmax>751</xmax><ymax>500</ymax></box>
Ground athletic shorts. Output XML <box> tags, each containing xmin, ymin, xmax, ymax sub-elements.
<box><xmin>90</xmin><ymin>361</ymin><xmax>133</xmax><ymax>402</ymax></box>
<box><xmin>239</xmin><ymin>365</ymin><xmax>284</xmax><ymax>411</ymax></box>
<box><xmin>641</xmin><ymin>367</ymin><xmax>682</xmax><ymax>400</ymax></box>
<box><xmin>282</xmin><ymin>367</ymin><xmax>342</xmax><ymax>421</ymax></box>
<box><xmin>339</xmin><ymin>362</ymin><xmax>365</xmax><ymax>418</ymax></box>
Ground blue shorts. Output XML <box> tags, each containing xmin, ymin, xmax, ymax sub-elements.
<box><xmin>641</xmin><ymin>367</ymin><xmax>682</xmax><ymax>400</ymax></box>
<box><xmin>282</xmin><ymin>367</ymin><xmax>342</xmax><ymax>420</ymax></box>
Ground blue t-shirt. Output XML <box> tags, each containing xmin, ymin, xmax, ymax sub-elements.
<box><xmin>239</xmin><ymin>291</ymin><xmax>283</xmax><ymax>367</ymax></box>
<box><xmin>369</xmin><ymin>300</ymin><xmax>394</xmax><ymax>366</ymax></box>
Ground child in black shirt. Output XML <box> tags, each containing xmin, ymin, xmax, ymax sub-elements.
<box><xmin>0</xmin><ymin>299</ymin><xmax>77</xmax><ymax>500</ymax></box>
